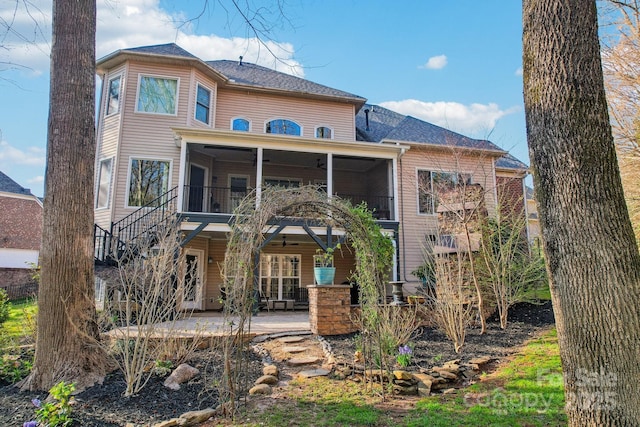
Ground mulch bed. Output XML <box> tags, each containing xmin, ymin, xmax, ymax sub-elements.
<box><xmin>0</xmin><ymin>301</ymin><xmax>554</xmax><ymax>426</ymax></box>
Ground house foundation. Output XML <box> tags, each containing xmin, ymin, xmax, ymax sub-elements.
<box><xmin>308</xmin><ymin>284</ymin><xmax>358</xmax><ymax>336</ymax></box>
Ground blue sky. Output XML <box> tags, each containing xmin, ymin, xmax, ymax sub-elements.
<box><xmin>0</xmin><ymin>0</ymin><xmax>526</xmax><ymax>198</ymax></box>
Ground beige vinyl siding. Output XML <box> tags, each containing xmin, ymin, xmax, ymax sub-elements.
<box><xmin>95</xmin><ymin>64</ymin><xmax>127</xmax><ymax>228</ymax></box>
<box><xmin>111</xmin><ymin>62</ymin><xmax>193</xmax><ymax>221</ymax></box>
<box><xmin>216</xmin><ymin>89</ymin><xmax>356</xmax><ymax>141</ymax></box>
<box><xmin>398</xmin><ymin>145</ymin><xmax>499</xmax><ymax>283</ymax></box>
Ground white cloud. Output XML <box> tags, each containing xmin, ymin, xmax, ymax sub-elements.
<box><xmin>27</xmin><ymin>175</ymin><xmax>44</xmax><ymax>185</ymax></box>
<box><xmin>0</xmin><ymin>0</ymin><xmax>303</xmax><ymax>77</ymax></box>
<box><xmin>515</xmin><ymin>67</ymin><xmax>523</xmax><ymax>76</ymax></box>
<box><xmin>420</xmin><ymin>55</ymin><xmax>448</xmax><ymax>70</ymax></box>
<box><xmin>379</xmin><ymin>99</ymin><xmax>519</xmax><ymax>136</ymax></box>
<box><xmin>0</xmin><ymin>140</ymin><xmax>46</xmax><ymax>167</ymax></box>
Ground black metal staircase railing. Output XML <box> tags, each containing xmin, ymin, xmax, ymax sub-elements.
<box><xmin>94</xmin><ymin>186</ymin><xmax>178</xmax><ymax>264</ymax></box>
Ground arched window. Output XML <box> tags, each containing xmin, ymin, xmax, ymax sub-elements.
<box><xmin>232</xmin><ymin>118</ymin><xmax>250</xmax><ymax>131</ymax></box>
<box><xmin>315</xmin><ymin>126</ymin><xmax>332</xmax><ymax>139</ymax></box>
<box><xmin>265</xmin><ymin>119</ymin><xmax>301</xmax><ymax>136</ymax></box>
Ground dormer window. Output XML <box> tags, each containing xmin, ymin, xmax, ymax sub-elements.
<box><xmin>266</xmin><ymin>119</ymin><xmax>301</xmax><ymax>136</ymax></box>
<box><xmin>232</xmin><ymin>117</ymin><xmax>250</xmax><ymax>131</ymax></box>
<box><xmin>315</xmin><ymin>126</ymin><xmax>332</xmax><ymax>139</ymax></box>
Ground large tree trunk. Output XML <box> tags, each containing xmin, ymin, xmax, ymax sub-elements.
<box><xmin>523</xmin><ymin>0</ymin><xmax>640</xmax><ymax>425</ymax></box>
<box><xmin>20</xmin><ymin>0</ymin><xmax>111</xmax><ymax>392</ymax></box>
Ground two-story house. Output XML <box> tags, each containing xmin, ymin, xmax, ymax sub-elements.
<box><xmin>94</xmin><ymin>43</ymin><xmax>527</xmax><ymax>310</ymax></box>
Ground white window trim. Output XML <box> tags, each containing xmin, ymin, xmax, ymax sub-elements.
<box><xmin>134</xmin><ymin>73</ymin><xmax>180</xmax><ymax>116</ymax></box>
<box><xmin>124</xmin><ymin>156</ymin><xmax>173</xmax><ymax>209</ymax></box>
<box><xmin>194</xmin><ymin>82</ymin><xmax>213</xmax><ymax>126</ymax></box>
<box><xmin>416</xmin><ymin>168</ymin><xmax>435</xmax><ymax>216</ymax></box>
<box><xmin>231</xmin><ymin>116</ymin><xmax>252</xmax><ymax>131</ymax></box>
<box><xmin>264</xmin><ymin>117</ymin><xmax>303</xmax><ymax>136</ymax></box>
<box><xmin>314</xmin><ymin>125</ymin><xmax>334</xmax><ymax>140</ymax></box>
<box><xmin>105</xmin><ymin>74</ymin><xmax>122</xmax><ymax>116</ymax></box>
<box><xmin>260</xmin><ymin>254</ymin><xmax>302</xmax><ymax>301</ymax></box>
<box><xmin>95</xmin><ymin>157</ymin><xmax>114</xmax><ymax>210</ymax></box>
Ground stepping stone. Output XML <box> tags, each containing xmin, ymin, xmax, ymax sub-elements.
<box><xmin>282</xmin><ymin>346</ymin><xmax>307</xmax><ymax>353</ymax></box>
<box><xmin>278</xmin><ymin>336</ymin><xmax>307</xmax><ymax>344</ymax></box>
<box><xmin>298</xmin><ymin>368</ymin><xmax>330</xmax><ymax>378</ymax></box>
<box><xmin>287</xmin><ymin>356</ymin><xmax>321</xmax><ymax>366</ymax></box>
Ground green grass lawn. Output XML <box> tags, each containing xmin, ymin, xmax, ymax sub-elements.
<box><xmin>215</xmin><ymin>328</ymin><xmax>565</xmax><ymax>427</ymax></box>
<box><xmin>1</xmin><ymin>298</ymin><xmax>37</xmax><ymax>344</ymax></box>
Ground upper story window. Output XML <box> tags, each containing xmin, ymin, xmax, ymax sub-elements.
<box><xmin>418</xmin><ymin>169</ymin><xmax>473</xmax><ymax>214</ymax></box>
<box><xmin>195</xmin><ymin>84</ymin><xmax>211</xmax><ymax>125</ymax></box>
<box><xmin>232</xmin><ymin>117</ymin><xmax>250</xmax><ymax>131</ymax></box>
<box><xmin>265</xmin><ymin>119</ymin><xmax>301</xmax><ymax>136</ymax></box>
<box><xmin>136</xmin><ymin>75</ymin><xmax>178</xmax><ymax>115</ymax></box>
<box><xmin>106</xmin><ymin>76</ymin><xmax>121</xmax><ymax>115</ymax></box>
<box><xmin>315</xmin><ymin>126</ymin><xmax>332</xmax><ymax>139</ymax></box>
<box><xmin>96</xmin><ymin>158</ymin><xmax>113</xmax><ymax>209</ymax></box>
<box><xmin>264</xmin><ymin>177</ymin><xmax>301</xmax><ymax>189</ymax></box>
<box><xmin>127</xmin><ymin>158</ymin><xmax>171</xmax><ymax>207</ymax></box>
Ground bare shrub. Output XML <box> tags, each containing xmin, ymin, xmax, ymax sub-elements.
<box><xmin>429</xmin><ymin>252</ymin><xmax>475</xmax><ymax>353</ymax></box>
<box><xmin>478</xmin><ymin>214</ymin><xmax>547</xmax><ymax>329</ymax></box>
<box><xmin>100</xmin><ymin>219</ymin><xmax>197</xmax><ymax>397</ymax></box>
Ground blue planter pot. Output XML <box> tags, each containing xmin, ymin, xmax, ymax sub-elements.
<box><xmin>314</xmin><ymin>267</ymin><xmax>336</xmax><ymax>285</ymax></box>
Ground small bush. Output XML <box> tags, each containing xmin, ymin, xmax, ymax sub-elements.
<box><xmin>0</xmin><ymin>351</ymin><xmax>33</xmax><ymax>384</ymax></box>
<box><xmin>0</xmin><ymin>288</ymin><xmax>10</xmax><ymax>325</ymax></box>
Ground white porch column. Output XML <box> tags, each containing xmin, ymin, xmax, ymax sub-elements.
<box><xmin>327</xmin><ymin>153</ymin><xmax>333</xmax><ymax>197</ymax></box>
<box><xmin>392</xmin><ymin>157</ymin><xmax>400</xmax><ymax>221</ymax></box>
<box><xmin>256</xmin><ymin>147</ymin><xmax>264</xmax><ymax>208</ymax></box>
<box><xmin>177</xmin><ymin>138</ymin><xmax>187</xmax><ymax>212</ymax></box>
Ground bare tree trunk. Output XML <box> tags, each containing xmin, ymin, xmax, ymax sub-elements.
<box><xmin>523</xmin><ymin>0</ymin><xmax>640</xmax><ymax>424</ymax></box>
<box><xmin>20</xmin><ymin>0</ymin><xmax>111</xmax><ymax>392</ymax></box>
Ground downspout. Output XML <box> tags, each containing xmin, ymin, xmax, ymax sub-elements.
<box><xmin>397</xmin><ymin>147</ymin><xmax>411</xmax><ymax>283</ymax></box>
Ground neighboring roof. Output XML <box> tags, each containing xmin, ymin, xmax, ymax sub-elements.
<box><xmin>495</xmin><ymin>153</ymin><xmax>529</xmax><ymax>171</ymax></box>
<box><xmin>0</xmin><ymin>171</ymin><xmax>32</xmax><ymax>196</ymax></box>
<box><xmin>208</xmin><ymin>59</ymin><xmax>366</xmax><ymax>103</ymax></box>
<box><xmin>356</xmin><ymin>104</ymin><xmax>505</xmax><ymax>153</ymax></box>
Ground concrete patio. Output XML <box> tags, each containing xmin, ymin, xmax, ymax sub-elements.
<box><xmin>162</xmin><ymin>310</ymin><xmax>312</xmax><ymax>338</ymax></box>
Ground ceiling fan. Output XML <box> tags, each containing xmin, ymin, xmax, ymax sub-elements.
<box><xmin>316</xmin><ymin>158</ymin><xmax>326</xmax><ymax>170</ymax></box>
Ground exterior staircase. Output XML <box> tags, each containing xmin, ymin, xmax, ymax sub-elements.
<box><xmin>94</xmin><ymin>187</ymin><xmax>179</xmax><ymax>265</ymax></box>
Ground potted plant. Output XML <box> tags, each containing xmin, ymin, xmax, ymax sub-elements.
<box><xmin>313</xmin><ymin>244</ymin><xmax>339</xmax><ymax>285</ymax></box>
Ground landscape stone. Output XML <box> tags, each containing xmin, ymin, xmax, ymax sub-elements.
<box><xmin>298</xmin><ymin>368</ymin><xmax>331</xmax><ymax>378</ymax></box>
<box><xmin>287</xmin><ymin>356</ymin><xmax>322</xmax><ymax>366</ymax></box>
<box><xmin>441</xmin><ymin>363</ymin><xmax>460</xmax><ymax>373</ymax></box>
<box><xmin>282</xmin><ymin>346</ymin><xmax>308</xmax><ymax>353</ymax></box>
<box><xmin>443</xmin><ymin>388</ymin><xmax>457</xmax><ymax>395</ymax></box>
<box><xmin>432</xmin><ymin>368</ymin><xmax>458</xmax><ymax>380</ymax></box>
<box><xmin>255</xmin><ymin>374</ymin><xmax>279</xmax><ymax>385</ymax></box>
<box><xmin>393</xmin><ymin>384</ymin><xmax>418</xmax><ymax>395</ymax></box>
<box><xmin>249</xmin><ymin>384</ymin><xmax>272</xmax><ymax>395</ymax></box>
<box><xmin>394</xmin><ymin>379</ymin><xmax>414</xmax><ymax>387</ymax></box>
<box><xmin>365</xmin><ymin>369</ymin><xmax>392</xmax><ymax>381</ymax></box>
<box><xmin>278</xmin><ymin>336</ymin><xmax>308</xmax><ymax>344</ymax></box>
<box><xmin>152</xmin><ymin>420</ymin><xmax>180</xmax><ymax>427</ymax></box>
<box><xmin>263</xmin><ymin>365</ymin><xmax>279</xmax><ymax>377</ymax></box>
<box><xmin>163</xmin><ymin>363</ymin><xmax>200</xmax><ymax>391</ymax></box>
<box><xmin>444</xmin><ymin>359</ymin><xmax>461</xmax><ymax>365</ymax></box>
<box><xmin>469</xmin><ymin>356</ymin><xmax>492</xmax><ymax>366</ymax></box>
<box><xmin>393</xmin><ymin>370</ymin><xmax>413</xmax><ymax>380</ymax></box>
<box><xmin>178</xmin><ymin>408</ymin><xmax>216</xmax><ymax>426</ymax></box>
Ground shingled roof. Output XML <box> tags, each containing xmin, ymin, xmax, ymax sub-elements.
<box><xmin>121</xmin><ymin>43</ymin><xmax>199</xmax><ymax>59</ymax></box>
<box><xmin>0</xmin><ymin>171</ymin><xmax>32</xmax><ymax>195</ymax></box>
<box><xmin>495</xmin><ymin>153</ymin><xmax>529</xmax><ymax>170</ymax></box>
<box><xmin>207</xmin><ymin>59</ymin><xmax>366</xmax><ymax>102</ymax></box>
<box><xmin>356</xmin><ymin>104</ymin><xmax>504</xmax><ymax>152</ymax></box>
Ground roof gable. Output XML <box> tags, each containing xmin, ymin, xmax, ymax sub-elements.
<box><xmin>0</xmin><ymin>171</ymin><xmax>32</xmax><ymax>195</ymax></box>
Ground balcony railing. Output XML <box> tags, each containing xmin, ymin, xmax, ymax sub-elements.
<box><xmin>182</xmin><ymin>186</ymin><xmax>247</xmax><ymax>214</ymax></box>
<box><xmin>181</xmin><ymin>185</ymin><xmax>394</xmax><ymax>220</ymax></box>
